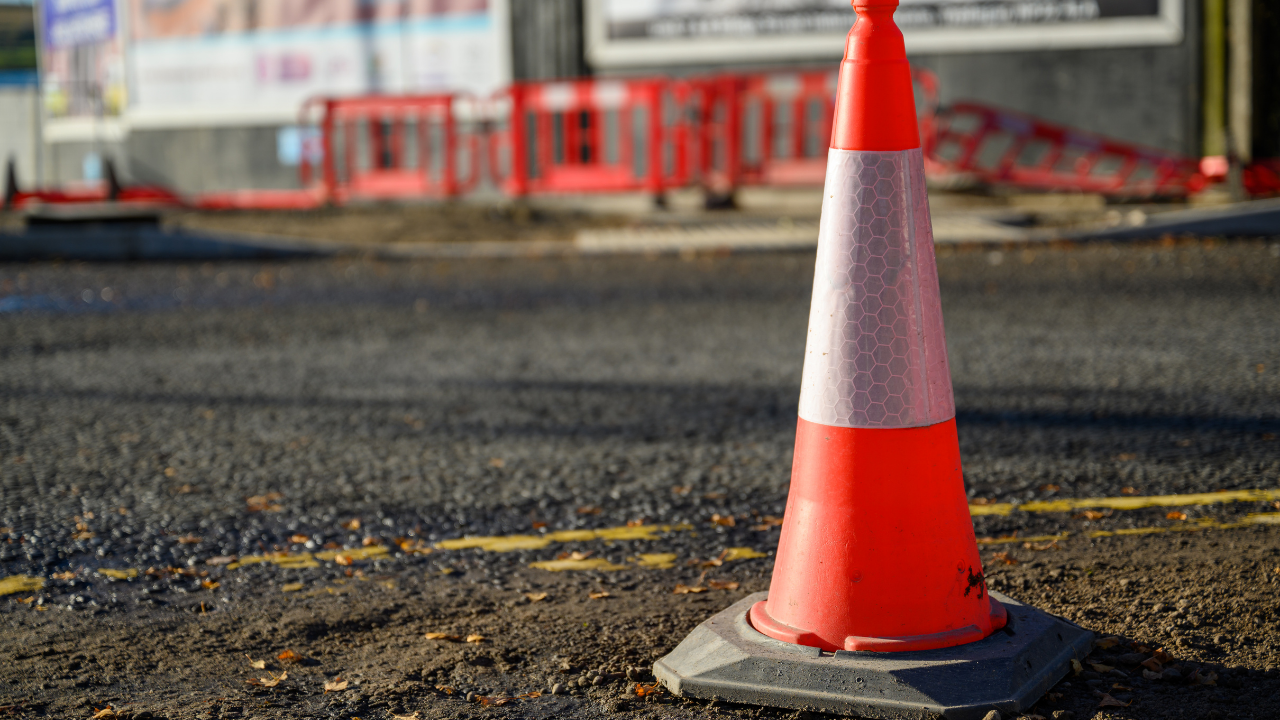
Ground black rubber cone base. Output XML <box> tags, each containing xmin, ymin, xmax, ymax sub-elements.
<box><xmin>654</xmin><ymin>591</ymin><xmax>1092</xmax><ymax>720</ymax></box>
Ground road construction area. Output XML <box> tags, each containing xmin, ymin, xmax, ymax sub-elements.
<box><xmin>1</xmin><ymin>237</ymin><xmax>1278</xmax><ymax>720</ymax></box>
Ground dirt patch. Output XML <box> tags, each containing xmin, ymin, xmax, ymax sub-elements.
<box><xmin>2</xmin><ymin>528</ymin><xmax>1276</xmax><ymax>720</ymax></box>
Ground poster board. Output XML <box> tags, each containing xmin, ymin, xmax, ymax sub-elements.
<box><xmin>124</xmin><ymin>0</ymin><xmax>510</xmax><ymax>126</ymax></box>
<box><xmin>586</xmin><ymin>0</ymin><xmax>1184</xmax><ymax>68</ymax></box>
<box><xmin>39</xmin><ymin>0</ymin><xmax>127</xmax><ymax>119</ymax></box>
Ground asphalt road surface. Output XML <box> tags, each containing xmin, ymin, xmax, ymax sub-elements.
<box><xmin>1</xmin><ymin>238</ymin><xmax>1279</xmax><ymax>720</ymax></box>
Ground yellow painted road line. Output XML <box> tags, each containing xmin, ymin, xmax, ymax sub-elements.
<box><xmin>970</xmin><ymin>488</ymin><xmax>1280</xmax><ymax>517</ymax></box>
<box><xmin>973</xmin><ymin>513</ymin><xmax>1280</xmax><ymax>545</ymax></box>
<box><xmin>435</xmin><ymin>523</ymin><xmax>694</xmax><ymax>553</ymax></box>
<box><xmin>0</xmin><ymin>575</ymin><xmax>45</xmax><ymax>595</ymax></box>
<box><xmin>976</xmin><ymin>533</ymin><xmax>1070</xmax><ymax>546</ymax></box>
<box><xmin>1089</xmin><ymin>512</ymin><xmax>1280</xmax><ymax>538</ymax></box>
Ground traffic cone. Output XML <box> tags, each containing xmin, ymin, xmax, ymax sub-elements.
<box><xmin>654</xmin><ymin>2</ymin><xmax>1091</xmax><ymax>716</ymax></box>
<box><xmin>746</xmin><ymin>0</ymin><xmax>1003</xmax><ymax>652</ymax></box>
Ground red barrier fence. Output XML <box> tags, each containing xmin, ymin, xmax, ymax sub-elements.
<box><xmin>35</xmin><ymin>69</ymin><xmax>1264</xmax><ymax>213</ymax></box>
<box><xmin>490</xmin><ymin>78</ymin><xmax>688</xmax><ymax>197</ymax></box>
<box><xmin>926</xmin><ymin>102</ymin><xmax>1206</xmax><ymax>198</ymax></box>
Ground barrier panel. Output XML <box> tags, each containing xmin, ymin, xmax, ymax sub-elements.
<box><xmin>322</xmin><ymin>94</ymin><xmax>480</xmax><ymax>203</ymax></box>
<box><xmin>495</xmin><ymin>78</ymin><xmax>682</xmax><ymax>197</ymax></box>
<box><xmin>927</xmin><ymin>102</ymin><xmax>1205</xmax><ymax>197</ymax></box>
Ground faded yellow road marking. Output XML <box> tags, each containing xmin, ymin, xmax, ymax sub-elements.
<box><xmin>976</xmin><ymin>533</ymin><xmax>1069</xmax><ymax>546</ymax></box>
<box><xmin>435</xmin><ymin>523</ymin><xmax>693</xmax><ymax>553</ymax></box>
<box><xmin>974</xmin><ymin>513</ymin><xmax>1280</xmax><ymax>547</ymax></box>
<box><xmin>529</xmin><ymin>558</ymin><xmax>629</xmax><ymax>572</ymax></box>
<box><xmin>632</xmin><ymin>553</ymin><xmax>677</xmax><ymax>569</ymax></box>
<box><xmin>0</xmin><ymin>575</ymin><xmax>45</xmax><ymax>595</ymax></box>
<box><xmin>1089</xmin><ymin>512</ymin><xmax>1280</xmax><ymax>538</ymax></box>
<box><xmin>970</xmin><ymin>488</ymin><xmax>1280</xmax><ymax>517</ymax></box>
<box><xmin>226</xmin><ymin>544</ymin><xmax>391</xmax><ymax>570</ymax></box>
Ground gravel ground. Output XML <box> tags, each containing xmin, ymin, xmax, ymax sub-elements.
<box><xmin>1</xmin><ymin>238</ymin><xmax>1279</xmax><ymax>719</ymax></box>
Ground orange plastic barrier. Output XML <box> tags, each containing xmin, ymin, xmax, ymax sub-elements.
<box><xmin>319</xmin><ymin>94</ymin><xmax>480</xmax><ymax>203</ymax></box>
<box><xmin>493</xmin><ymin>78</ymin><xmax>689</xmax><ymax>197</ymax></box>
<box><xmin>928</xmin><ymin>102</ymin><xmax>1206</xmax><ymax>197</ymax></box>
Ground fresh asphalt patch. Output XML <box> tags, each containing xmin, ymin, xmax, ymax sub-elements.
<box><xmin>2</xmin><ymin>239</ymin><xmax>1279</xmax><ymax>719</ymax></box>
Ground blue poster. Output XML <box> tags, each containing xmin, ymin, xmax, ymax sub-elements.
<box><xmin>43</xmin><ymin>0</ymin><xmax>117</xmax><ymax>49</ymax></box>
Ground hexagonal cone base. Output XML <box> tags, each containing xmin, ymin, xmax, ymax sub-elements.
<box><xmin>654</xmin><ymin>591</ymin><xmax>1092</xmax><ymax>720</ymax></box>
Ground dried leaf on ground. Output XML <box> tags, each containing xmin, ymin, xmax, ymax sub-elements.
<box><xmin>477</xmin><ymin>696</ymin><xmax>512</xmax><ymax>707</ymax></box>
<box><xmin>15</xmin><ymin>596</ymin><xmax>33</xmax><ymax>604</ymax></box>
<box><xmin>1152</xmin><ymin>648</ymin><xmax>1176</xmax><ymax>664</ymax></box>
<box><xmin>706</xmin><ymin>580</ymin><xmax>740</xmax><ymax>590</ymax></box>
<box><xmin>177</xmin><ymin>534</ymin><xmax>202</xmax><ymax>544</ymax></box>
<box><xmin>1166</xmin><ymin>511</ymin><xmax>1188</xmax><ymax>521</ymax></box>
<box><xmin>635</xmin><ymin>682</ymin><xmax>662</xmax><ymax>698</ymax></box>
<box><xmin>247</xmin><ymin>671</ymin><xmax>287</xmax><ymax>688</ymax></box>
<box><xmin>1140</xmin><ymin>657</ymin><xmax>1163</xmax><ymax>671</ymax></box>
<box><xmin>1022</xmin><ymin>539</ymin><xmax>1059</xmax><ymax>551</ymax></box>
<box><xmin>751</xmin><ymin>515</ymin><xmax>784</xmax><ymax>531</ymax></box>
<box><xmin>424</xmin><ymin>632</ymin><xmax>462</xmax><ymax>641</ymax></box>
<box><xmin>1097</xmin><ymin>693</ymin><xmax>1130</xmax><ymax>708</ymax></box>
<box><xmin>50</xmin><ymin>571</ymin><xmax>75</xmax><ymax>581</ymax></box>
<box><xmin>91</xmin><ymin>708</ymin><xmax>118</xmax><ymax>719</ymax></box>
<box><xmin>202</xmin><ymin>580</ymin><xmax>220</xmax><ymax>590</ymax></box>
<box><xmin>1188</xmin><ymin>669</ymin><xmax>1217</xmax><ymax>686</ymax></box>
<box><xmin>392</xmin><ymin>713</ymin><xmax>422</xmax><ymax>720</ymax></box>
<box><xmin>333</xmin><ymin>554</ymin><xmax>354</xmax><ymax>566</ymax></box>
<box><xmin>245</xmin><ymin>492</ymin><xmax>284</xmax><ymax>512</ymax></box>
<box><xmin>1089</xmin><ymin>662</ymin><xmax>1115</xmax><ymax>673</ymax></box>
<box><xmin>323</xmin><ymin>677</ymin><xmax>348</xmax><ymax>693</ymax></box>
<box><xmin>588</xmin><ymin>591</ymin><xmax>612</xmax><ymax>599</ymax></box>
<box><xmin>205</xmin><ymin>556</ymin><xmax>236</xmax><ymax>566</ymax></box>
<box><xmin>245</xmin><ymin>655</ymin><xmax>266</xmax><ymax>670</ymax></box>
<box><xmin>524</xmin><ymin>592</ymin><xmax>548</xmax><ymax>602</ymax></box>
<box><xmin>1075</xmin><ymin>510</ymin><xmax>1107</xmax><ymax>520</ymax></box>
<box><xmin>341</xmin><ymin>519</ymin><xmax>361</xmax><ymax>531</ymax></box>
<box><xmin>277</xmin><ymin>649</ymin><xmax>304</xmax><ymax>663</ymax></box>
<box><xmin>710</xmin><ymin>513</ymin><xmax>735</xmax><ymax>527</ymax></box>
<box><xmin>1095</xmin><ymin>636</ymin><xmax>1123</xmax><ymax>650</ymax></box>
<box><xmin>1039</xmin><ymin>484</ymin><xmax>1060</xmax><ymax>492</ymax></box>
<box><xmin>556</xmin><ymin>550</ymin><xmax>594</xmax><ymax>561</ymax></box>
<box><xmin>673</xmin><ymin>584</ymin><xmax>706</xmax><ymax>595</ymax></box>
<box><xmin>465</xmin><ymin>634</ymin><xmax>486</xmax><ymax>644</ymax></box>
<box><xmin>1071</xmin><ymin>659</ymin><xmax>1084</xmax><ymax>676</ymax></box>
<box><xmin>289</xmin><ymin>534</ymin><xmax>309</xmax><ymax>544</ymax></box>
<box><xmin>1120</xmin><ymin>485</ymin><xmax>1139</xmax><ymax>494</ymax></box>
<box><xmin>992</xmin><ymin>551</ymin><xmax>1018</xmax><ymax>565</ymax></box>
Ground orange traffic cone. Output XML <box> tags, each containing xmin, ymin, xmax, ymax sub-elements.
<box><xmin>746</xmin><ymin>0</ymin><xmax>1004</xmax><ymax>652</ymax></box>
<box><xmin>655</xmin><ymin>2</ymin><xmax>1090</xmax><ymax>716</ymax></box>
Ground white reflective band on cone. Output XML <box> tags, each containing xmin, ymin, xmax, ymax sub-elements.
<box><xmin>798</xmin><ymin>148</ymin><xmax>955</xmax><ymax>430</ymax></box>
